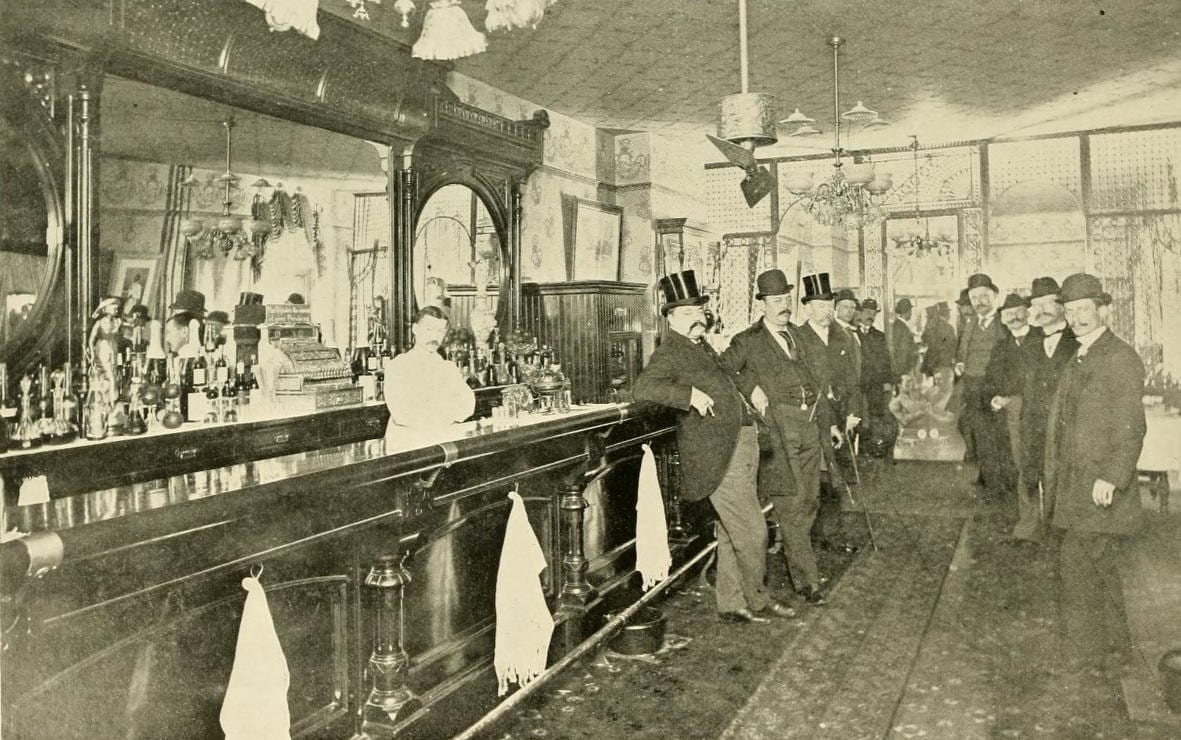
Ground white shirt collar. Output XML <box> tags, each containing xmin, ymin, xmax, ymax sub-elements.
<box><xmin>1075</xmin><ymin>325</ymin><xmax>1107</xmax><ymax>355</ymax></box>
<box><xmin>1010</xmin><ymin>325</ymin><xmax>1031</xmax><ymax>338</ymax></box>
<box><xmin>806</xmin><ymin>320</ymin><xmax>829</xmax><ymax>344</ymax></box>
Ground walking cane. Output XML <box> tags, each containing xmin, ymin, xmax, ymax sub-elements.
<box><xmin>846</xmin><ymin>431</ymin><xmax>879</xmax><ymax>552</ymax></box>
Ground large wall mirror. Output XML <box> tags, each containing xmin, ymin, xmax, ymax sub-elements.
<box><xmin>98</xmin><ymin>76</ymin><xmax>387</xmax><ymax>351</ymax></box>
<box><xmin>412</xmin><ymin>182</ymin><xmax>507</xmax><ymax>345</ymax></box>
<box><xmin>0</xmin><ymin>67</ymin><xmax>65</xmax><ymax>368</ymax></box>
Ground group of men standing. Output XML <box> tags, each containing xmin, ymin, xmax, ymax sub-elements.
<box><xmin>636</xmin><ymin>266</ymin><xmax>1147</xmax><ymax>664</ymax></box>
<box><xmin>633</xmin><ymin>268</ymin><xmax>874</xmax><ymax>623</ymax></box>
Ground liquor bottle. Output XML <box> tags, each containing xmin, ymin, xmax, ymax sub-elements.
<box><xmin>233</xmin><ymin>361</ymin><xmax>250</xmax><ymax>422</ymax></box>
<box><xmin>203</xmin><ymin>378</ymin><xmax>221</xmax><ymax>423</ymax></box>
<box><xmin>36</xmin><ymin>363</ymin><xmax>54</xmax><ymax>443</ymax></box>
<box><xmin>214</xmin><ymin>351</ymin><xmax>229</xmax><ymax>386</ymax></box>
<box><xmin>192</xmin><ymin>352</ymin><xmax>208</xmax><ymax>389</ymax></box>
<box><xmin>82</xmin><ymin>367</ymin><xmax>108</xmax><ymax>441</ymax></box>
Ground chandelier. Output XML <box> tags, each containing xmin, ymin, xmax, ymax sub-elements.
<box><xmin>890</xmin><ymin>135</ymin><xmax>954</xmax><ymax>259</ymax></box>
<box><xmin>780</xmin><ymin>36</ymin><xmax>893</xmax><ymax>228</ymax></box>
<box><xmin>179</xmin><ymin>115</ymin><xmax>272</xmax><ymax>263</ymax></box>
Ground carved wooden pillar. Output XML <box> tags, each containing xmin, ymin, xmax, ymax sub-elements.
<box><xmin>509</xmin><ymin>180</ymin><xmax>523</xmax><ymax>331</ymax></box>
<box><xmin>557</xmin><ymin>481</ymin><xmax>595</xmax><ymax>646</ymax></box>
<box><xmin>391</xmin><ymin>159</ymin><xmax>416</xmax><ymax>353</ymax></box>
<box><xmin>662</xmin><ymin>447</ymin><xmax>692</xmax><ymax>545</ymax></box>
<box><xmin>363</xmin><ymin>552</ymin><xmax>420</xmax><ymax>726</ymax></box>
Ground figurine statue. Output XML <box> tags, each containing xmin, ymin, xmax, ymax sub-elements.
<box><xmin>87</xmin><ymin>296</ymin><xmax>123</xmax><ymax>411</ymax></box>
<box><xmin>467</xmin><ymin>255</ymin><xmax>498</xmax><ymax>348</ymax></box>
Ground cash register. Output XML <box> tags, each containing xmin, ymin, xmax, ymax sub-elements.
<box><xmin>246</xmin><ymin>304</ymin><xmax>363</xmax><ymax>413</ymax></box>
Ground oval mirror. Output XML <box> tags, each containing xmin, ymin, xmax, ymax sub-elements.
<box><xmin>413</xmin><ymin>183</ymin><xmax>506</xmax><ymax>345</ymax></box>
<box><xmin>0</xmin><ymin>69</ymin><xmax>65</xmax><ymax>369</ymax></box>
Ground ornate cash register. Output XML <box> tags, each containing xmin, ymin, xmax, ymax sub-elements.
<box><xmin>253</xmin><ymin>304</ymin><xmax>363</xmax><ymax>413</ymax></box>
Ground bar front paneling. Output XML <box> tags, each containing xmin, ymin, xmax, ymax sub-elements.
<box><xmin>1</xmin><ymin>403</ymin><xmax>679</xmax><ymax>739</ymax></box>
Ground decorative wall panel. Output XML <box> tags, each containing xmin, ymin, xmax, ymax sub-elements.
<box><xmin>875</xmin><ymin>145</ymin><xmax>980</xmax><ymax>211</ymax></box>
<box><xmin>1089</xmin><ymin>127</ymin><xmax>1181</xmax><ymax>213</ymax></box>
<box><xmin>706</xmin><ymin>166</ymin><xmax>771</xmax><ymax>234</ymax></box>
<box><xmin>987</xmin><ymin>137</ymin><xmax>1082</xmax><ymax>205</ymax></box>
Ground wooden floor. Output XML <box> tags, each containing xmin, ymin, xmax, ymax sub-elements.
<box><xmin>487</xmin><ymin>458</ymin><xmax>1181</xmax><ymax>740</ymax></box>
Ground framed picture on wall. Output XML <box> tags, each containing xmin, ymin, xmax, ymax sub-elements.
<box><xmin>569</xmin><ymin>199</ymin><xmax>623</xmax><ymax>281</ymax></box>
<box><xmin>108</xmin><ymin>256</ymin><xmax>160</xmax><ymax>315</ymax></box>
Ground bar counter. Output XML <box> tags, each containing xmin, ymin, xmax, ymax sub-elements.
<box><xmin>0</xmin><ymin>402</ymin><xmax>680</xmax><ymax>739</ymax></box>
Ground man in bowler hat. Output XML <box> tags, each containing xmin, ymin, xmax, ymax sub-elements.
<box><xmin>723</xmin><ymin>269</ymin><xmax>827</xmax><ymax>605</ymax></box>
<box><xmin>889</xmin><ymin>297</ymin><xmax>919</xmax><ymax>382</ymax></box>
<box><xmin>633</xmin><ymin>271</ymin><xmax>795</xmax><ymax>623</ymax></box>
<box><xmin>1044</xmin><ymin>273</ymin><xmax>1145</xmax><ymax>665</ymax></box>
<box><xmin>981</xmin><ymin>293</ymin><xmax>1034</xmax><ymax>509</ymax></box>
<box><xmin>955</xmin><ymin>273</ymin><xmax>1010</xmax><ymax>500</ymax></box>
<box><xmin>795</xmin><ymin>273</ymin><xmax>860</xmax><ymax>554</ymax></box>
<box><xmin>1012</xmin><ymin>277</ymin><xmax>1079</xmax><ymax>541</ymax></box>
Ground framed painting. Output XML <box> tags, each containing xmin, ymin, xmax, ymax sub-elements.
<box><xmin>569</xmin><ymin>199</ymin><xmax>623</xmax><ymax>281</ymax></box>
<box><xmin>108</xmin><ymin>256</ymin><xmax>160</xmax><ymax>314</ymax></box>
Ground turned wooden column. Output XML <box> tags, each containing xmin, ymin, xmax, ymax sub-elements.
<box><xmin>662</xmin><ymin>446</ymin><xmax>692</xmax><ymax>545</ymax></box>
<box><xmin>363</xmin><ymin>553</ymin><xmax>420</xmax><ymax>726</ymax></box>
<box><xmin>557</xmin><ymin>481</ymin><xmax>596</xmax><ymax>646</ymax></box>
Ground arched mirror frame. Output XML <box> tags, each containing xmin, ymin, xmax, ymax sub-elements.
<box><xmin>0</xmin><ymin>64</ymin><xmax>67</xmax><ymax>372</ymax></box>
<box><xmin>410</xmin><ymin>168</ymin><xmax>512</xmax><ymax>334</ymax></box>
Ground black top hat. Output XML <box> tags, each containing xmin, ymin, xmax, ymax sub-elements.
<box><xmin>966</xmin><ymin>273</ymin><xmax>999</xmax><ymax>293</ymax></box>
<box><xmin>1029</xmin><ymin>276</ymin><xmax>1061</xmax><ymax>300</ymax></box>
<box><xmin>658</xmin><ymin>270</ymin><xmax>710</xmax><ymax>315</ymax></box>
<box><xmin>169</xmin><ymin>289</ymin><xmax>206</xmax><ymax>318</ymax></box>
<box><xmin>894</xmin><ymin>297</ymin><xmax>913</xmax><ymax>313</ymax></box>
<box><xmin>861</xmin><ymin>298</ymin><xmax>880</xmax><ymax>312</ymax></box>
<box><xmin>999</xmin><ymin>293</ymin><xmax>1031</xmax><ymax>312</ymax></box>
<box><xmin>755</xmin><ymin>269</ymin><xmax>793</xmax><ymax>299</ymax></box>
<box><xmin>800</xmin><ymin>272</ymin><xmax>834</xmax><ymax>304</ymax></box>
<box><xmin>1059</xmin><ymin>273</ymin><xmax>1112</xmax><ymax>305</ymax></box>
<box><xmin>956</xmin><ymin>288</ymin><xmax>971</xmax><ymax>306</ymax></box>
<box><xmin>833</xmin><ymin>288</ymin><xmax>859</xmax><ymax>307</ymax></box>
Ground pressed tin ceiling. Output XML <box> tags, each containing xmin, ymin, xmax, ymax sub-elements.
<box><xmin>319</xmin><ymin>0</ymin><xmax>1181</xmax><ymax>153</ymax></box>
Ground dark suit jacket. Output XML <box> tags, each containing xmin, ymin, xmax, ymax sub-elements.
<box><xmin>980</xmin><ymin>328</ymin><xmax>1031</xmax><ymax>409</ymax></box>
<box><xmin>795</xmin><ymin>321</ymin><xmax>849</xmax><ymax>430</ymax></box>
<box><xmin>955</xmin><ymin>313</ymin><xmax>1007</xmax><ymax>376</ymax></box>
<box><xmin>921</xmin><ymin>317</ymin><xmax>957</xmax><ymax>377</ymax></box>
<box><xmin>1019</xmin><ymin>324</ymin><xmax>1080</xmax><ymax>485</ymax></box>
<box><xmin>723</xmin><ymin>319</ymin><xmax>821</xmax><ymax>464</ymax></box>
<box><xmin>889</xmin><ymin>317</ymin><xmax>919</xmax><ymax>381</ymax></box>
<box><xmin>633</xmin><ymin>330</ymin><xmax>748</xmax><ymax>502</ymax></box>
<box><xmin>858</xmin><ymin>325</ymin><xmax>892</xmax><ymax>392</ymax></box>
<box><xmin>1045</xmin><ymin>329</ymin><xmax>1146</xmax><ymax>535</ymax></box>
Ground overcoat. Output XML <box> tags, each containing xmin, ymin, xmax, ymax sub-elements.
<box><xmin>632</xmin><ymin>330</ymin><xmax>747</xmax><ymax>502</ymax></box>
<box><xmin>1019</xmin><ymin>324</ymin><xmax>1079</xmax><ymax>486</ymax></box>
<box><xmin>1045</xmin><ymin>329</ymin><xmax>1146</xmax><ymax>535</ymax></box>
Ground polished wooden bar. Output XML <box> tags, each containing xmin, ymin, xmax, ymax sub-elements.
<box><xmin>0</xmin><ymin>403</ymin><xmax>677</xmax><ymax>739</ymax></box>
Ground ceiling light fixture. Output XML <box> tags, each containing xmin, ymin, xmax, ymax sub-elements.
<box><xmin>348</xmin><ymin>0</ymin><xmax>557</xmax><ymax>60</ymax></box>
<box><xmin>891</xmin><ymin>135</ymin><xmax>954</xmax><ymax>259</ymax></box>
<box><xmin>179</xmin><ymin>115</ymin><xmax>271</xmax><ymax>263</ymax></box>
<box><xmin>780</xmin><ymin>36</ymin><xmax>893</xmax><ymax>228</ymax></box>
<box><xmin>706</xmin><ymin>0</ymin><xmax>778</xmax><ymax>208</ymax></box>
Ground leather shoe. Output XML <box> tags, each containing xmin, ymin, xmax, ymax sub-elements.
<box><xmin>797</xmin><ymin>585</ymin><xmax>827</xmax><ymax>606</ymax></box>
<box><xmin>761</xmin><ymin>600</ymin><xmax>796</xmax><ymax>618</ymax></box>
<box><xmin>719</xmin><ymin>607</ymin><xmax>770</xmax><ymax>624</ymax></box>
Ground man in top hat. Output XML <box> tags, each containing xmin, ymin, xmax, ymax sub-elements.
<box><xmin>722</xmin><ymin>269</ymin><xmax>827</xmax><ymax>605</ymax></box>
<box><xmin>1012</xmin><ymin>277</ymin><xmax>1080</xmax><ymax>542</ymax></box>
<box><xmin>794</xmin><ymin>273</ymin><xmax>860</xmax><ymax>554</ymax></box>
<box><xmin>832</xmin><ymin>289</ymin><xmax>864</xmax><ymax>427</ymax></box>
<box><xmin>889</xmin><ymin>297</ymin><xmax>919</xmax><ymax>383</ymax></box>
<box><xmin>955</xmin><ymin>288</ymin><xmax>973</xmax><ymax>335</ymax></box>
<box><xmin>856</xmin><ymin>299</ymin><xmax>894</xmax><ymax>454</ymax></box>
<box><xmin>955</xmin><ymin>273</ymin><xmax>1010</xmax><ymax>501</ymax></box>
<box><xmin>981</xmin><ymin>293</ymin><xmax>1034</xmax><ymax>509</ymax></box>
<box><xmin>634</xmin><ymin>270</ymin><xmax>795</xmax><ymax>624</ymax></box>
<box><xmin>1044</xmin><ymin>273</ymin><xmax>1146</xmax><ymax>665</ymax></box>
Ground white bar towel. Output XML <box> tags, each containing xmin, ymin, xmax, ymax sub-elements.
<box><xmin>220</xmin><ymin>574</ymin><xmax>291</xmax><ymax>740</ymax></box>
<box><xmin>494</xmin><ymin>490</ymin><xmax>555</xmax><ymax>696</ymax></box>
<box><xmin>635</xmin><ymin>443</ymin><xmax>671</xmax><ymax>590</ymax></box>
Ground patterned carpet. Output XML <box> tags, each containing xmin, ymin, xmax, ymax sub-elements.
<box><xmin>490</xmin><ymin>460</ymin><xmax>1179</xmax><ymax>740</ymax></box>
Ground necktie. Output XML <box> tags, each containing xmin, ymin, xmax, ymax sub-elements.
<box><xmin>778</xmin><ymin>330</ymin><xmax>796</xmax><ymax>359</ymax></box>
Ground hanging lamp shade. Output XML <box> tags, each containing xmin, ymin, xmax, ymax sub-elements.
<box><xmin>779</xmin><ymin>107</ymin><xmax>815</xmax><ymax>125</ymax></box>
<box><xmin>841</xmin><ymin>100</ymin><xmax>878</xmax><ymax>123</ymax></box>
<box><xmin>413</xmin><ymin>0</ymin><xmax>487</xmax><ymax>60</ymax></box>
<box><xmin>717</xmin><ymin>92</ymin><xmax>778</xmax><ymax>148</ymax></box>
<box><xmin>788</xmin><ymin>122</ymin><xmax>822</xmax><ymax>137</ymax></box>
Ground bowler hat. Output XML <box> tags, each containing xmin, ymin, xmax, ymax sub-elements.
<box><xmin>755</xmin><ymin>269</ymin><xmax>793</xmax><ymax>300</ymax></box>
<box><xmin>999</xmin><ymin>293</ymin><xmax>1030</xmax><ymax>312</ymax></box>
<box><xmin>206</xmin><ymin>310</ymin><xmax>231</xmax><ymax>325</ymax></box>
<box><xmin>894</xmin><ymin>297</ymin><xmax>913</xmax><ymax>313</ymax></box>
<box><xmin>833</xmin><ymin>288</ymin><xmax>859</xmax><ymax>307</ymax></box>
<box><xmin>169</xmin><ymin>289</ymin><xmax>206</xmax><ymax>318</ymax></box>
<box><xmin>861</xmin><ymin>298</ymin><xmax>880</xmax><ymax>312</ymax></box>
<box><xmin>1059</xmin><ymin>272</ymin><xmax>1112</xmax><ymax>305</ymax></box>
<box><xmin>956</xmin><ymin>288</ymin><xmax>971</xmax><ymax>306</ymax></box>
<box><xmin>1029</xmin><ymin>276</ymin><xmax>1061</xmax><ymax>300</ymax></box>
<box><xmin>800</xmin><ymin>272</ymin><xmax>834</xmax><ymax>304</ymax></box>
<box><xmin>658</xmin><ymin>270</ymin><xmax>710</xmax><ymax>315</ymax></box>
<box><xmin>967</xmin><ymin>273</ymin><xmax>999</xmax><ymax>293</ymax></box>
